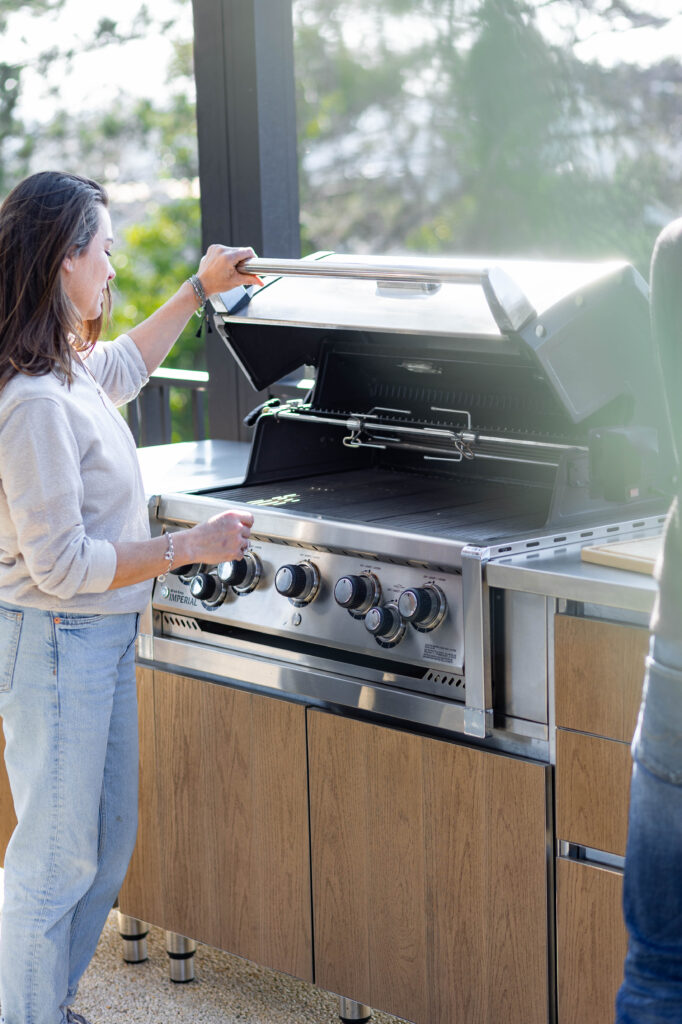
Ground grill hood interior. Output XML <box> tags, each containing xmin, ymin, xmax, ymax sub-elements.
<box><xmin>209</xmin><ymin>252</ymin><xmax>663</xmax><ymax>437</ymax></box>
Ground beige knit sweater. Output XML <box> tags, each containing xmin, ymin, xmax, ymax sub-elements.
<box><xmin>0</xmin><ymin>334</ymin><xmax>152</xmax><ymax>614</ymax></box>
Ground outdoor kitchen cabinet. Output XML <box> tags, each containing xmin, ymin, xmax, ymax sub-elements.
<box><xmin>120</xmin><ymin>666</ymin><xmax>550</xmax><ymax>1024</ymax></box>
<box><xmin>554</xmin><ymin>613</ymin><xmax>648</xmax><ymax>1024</ymax></box>
<box><xmin>308</xmin><ymin>709</ymin><xmax>551</xmax><ymax>1024</ymax></box>
<box><xmin>118</xmin><ymin>668</ymin><xmax>313</xmax><ymax>982</ymax></box>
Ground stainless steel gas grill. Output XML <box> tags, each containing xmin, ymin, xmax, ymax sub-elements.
<box><xmin>140</xmin><ymin>253</ymin><xmax>672</xmax><ymax>744</ymax></box>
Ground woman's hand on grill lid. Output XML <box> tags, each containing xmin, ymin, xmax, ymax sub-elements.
<box><xmin>126</xmin><ymin>246</ymin><xmax>262</xmax><ymax>377</ymax></box>
<box><xmin>195</xmin><ymin>244</ymin><xmax>263</xmax><ymax>297</ymax></box>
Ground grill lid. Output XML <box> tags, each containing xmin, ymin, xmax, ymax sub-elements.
<box><xmin>205</xmin><ymin>253</ymin><xmax>673</xmax><ymax>531</ymax></box>
<box><xmin>209</xmin><ymin>253</ymin><xmax>654</xmax><ymax>429</ymax></box>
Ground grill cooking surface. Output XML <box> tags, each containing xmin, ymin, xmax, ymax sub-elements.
<box><xmin>207</xmin><ymin>468</ymin><xmax>550</xmax><ymax>545</ymax></box>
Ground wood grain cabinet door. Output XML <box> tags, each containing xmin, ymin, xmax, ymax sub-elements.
<box><xmin>555</xmin><ymin>729</ymin><xmax>632</xmax><ymax>856</ymax></box>
<box><xmin>556</xmin><ymin>858</ymin><xmax>627</xmax><ymax>1024</ymax></box>
<box><xmin>119</xmin><ymin>670</ymin><xmax>313</xmax><ymax>982</ymax></box>
<box><xmin>308</xmin><ymin>710</ymin><xmax>550</xmax><ymax>1024</ymax></box>
<box><xmin>554</xmin><ymin>615</ymin><xmax>648</xmax><ymax>740</ymax></box>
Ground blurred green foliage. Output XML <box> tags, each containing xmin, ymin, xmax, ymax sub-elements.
<box><xmin>294</xmin><ymin>0</ymin><xmax>682</xmax><ymax>275</ymax></box>
<box><xmin>110</xmin><ymin>197</ymin><xmax>202</xmax><ymax>369</ymax></box>
<box><xmin>110</xmin><ymin>196</ymin><xmax>203</xmax><ymax>442</ymax></box>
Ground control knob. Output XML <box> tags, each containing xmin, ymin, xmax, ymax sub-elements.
<box><xmin>275</xmin><ymin>561</ymin><xmax>320</xmax><ymax>606</ymax></box>
<box><xmin>189</xmin><ymin>572</ymin><xmax>226</xmax><ymax>608</ymax></box>
<box><xmin>364</xmin><ymin>602</ymin><xmax>406</xmax><ymax>648</ymax></box>
<box><xmin>398</xmin><ymin>584</ymin><xmax>447</xmax><ymax>632</ymax></box>
<box><xmin>333</xmin><ymin>573</ymin><xmax>380</xmax><ymax>617</ymax></box>
<box><xmin>217</xmin><ymin>552</ymin><xmax>262</xmax><ymax>594</ymax></box>
<box><xmin>171</xmin><ymin>562</ymin><xmax>205</xmax><ymax>583</ymax></box>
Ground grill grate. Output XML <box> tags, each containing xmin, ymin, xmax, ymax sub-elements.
<box><xmin>208</xmin><ymin>467</ymin><xmax>551</xmax><ymax>545</ymax></box>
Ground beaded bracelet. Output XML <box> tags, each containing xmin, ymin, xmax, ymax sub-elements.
<box><xmin>157</xmin><ymin>532</ymin><xmax>175</xmax><ymax>583</ymax></box>
<box><xmin>188</xmin><ymin>273</ymin><xmax>207</xmax><ymax>316</ymax></box>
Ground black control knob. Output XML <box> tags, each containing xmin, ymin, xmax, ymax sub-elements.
<box><xmin>217</xmin><ymin>553</ymin><xmax>263</xmax><ymax>595</ymax></box>
<box><xmin>275</xmin><ymin>563</ymin><xmax>307</xmax><ymax>598</ymax></box>
<box><xmin>275</xmin><ymin>561</ymin><xmax>320</xmax><ymax>604</ymax></box>
<box><xmin>189</xmin><ymin>572</ymin><xmax>225</xmax><ymax>607</ymax></box>
<box><xmin>217</xmin><ymin>559</ymin><xmax>248</xmax><ymax>587</ymax></box>
<box><xmin>334</xmin><ymin>573</ymin><xmax>379</xmax><ymax>614</ymax></box>
<box><xmin>171</xmin><ymin>562</ymin><xmax>204</xmax><ymax>582</ymax></box>
<box><xmin>364</xmin><ymin>602</ymin><xmax>405</xmax><ymax>647</ymax></box>
<box><xmin>398</xmin><ymin>585</ymin><xmax>446</xmax><ymax>631</ymax></box>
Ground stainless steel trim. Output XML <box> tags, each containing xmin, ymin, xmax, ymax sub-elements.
<box><xmin>117</xmin><ymin>913</ymin><xmax>149</xmax><ymax>965</ymax></box>
<box><xmin>166</xmin><ymin>932</ymin><xmax>198</xmax><ymax>956</ymax></box>
<box><xmin>154</xmin><ymin>496</ymin><xmax>665</xmax><ymax>581</ymax></box>
<box><xmin>461</xmin><ymin>546</ymin><xmax>493</xmax><ymax>736</ymax></box>
<box><xmin>493</xmin><ymin>715</ymin><xmax>548</xmax><ymax>742</ymax></box>
<box><xmin>244</xmin><ymin>255</ymin><xmax>494</xmax><ymax>284</ymax></box>
<box><xmin>339</xmin><ymin>997</ymin><xmax>372</xmax><ymax>1022</ymax></box>
<box><xmin>548</xmin><ymin>599</ymin><xmax>558</xmax><ymax>767</ymax></box>
<box><xmin>166</xmin><ymin>931</ymin><xmax>197</xmax><ymax>983</ymax></box>
<box><xmin>487</xmin><ymin>551</ymin><xmax>658</xmax><ymax>614</ymax></box>
<box><xmin>485</xmin><ymin>514</ymin><xmax>666</xmax><ymax>561</ymax></box>
<box><xmin>240</xmin><ymin>256</ymin><xmax>536</xmax><ymax>333</ymax></box>
<box><xmin>138</xmin><ymin>634</ymin><xmax>544</xmax><ymax>743</ymax></box>
<box><xmin>557</xmin><ymin>841</ymin><xmax>625</xmax><ymax>872</ymax></box>
<box><xmin>136</xmin><ymin>630</ymin><xmax>154</xmax><ymax>662</ymax></box>
<box><xmin>154</xmin><ymin>492</ymin><xmax>468</xmax><ymax>570</ymax></box>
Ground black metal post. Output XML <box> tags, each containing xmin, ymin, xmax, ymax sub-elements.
<box><xmin>192</xmin><ymin>0</ymin><xmax>300</xmax><ymax>440</ymax></box>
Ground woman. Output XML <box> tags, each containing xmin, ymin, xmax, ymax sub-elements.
<box><xmin>0</xmin><ymin>170</ymin><xmax>260</xmax><ymax>1024</ymax></box>
<box><xmin>616</xmin><ymin>219</ymin><xmax>682</xmax><ymax>1022</ymax></box>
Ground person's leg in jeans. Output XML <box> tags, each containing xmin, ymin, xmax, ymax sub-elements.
<box><xmin>616</xmin><ymin>635</ymin><xmax>682</xmax><ymax>1023</ymax></box>
<box><xmin>63</xmin><ymin>612</ymin><xmax>139</xmax><ymax>1011</ymax></box>
<box><xmin>0</xmin><ymin>606</ymin><xmax>139</xmax><ymax>1024</ymax></box>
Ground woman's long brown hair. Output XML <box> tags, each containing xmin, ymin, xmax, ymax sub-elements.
<box><xmin>0</xmin><ymin>171</ymin><xmax>111</xmax><ymax>391</ymax></box>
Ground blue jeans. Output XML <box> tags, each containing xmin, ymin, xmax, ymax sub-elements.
<box><xmin>616</xmin><ymin>635</ymin><xmax>682</xmax><ymax>1023</ymax></box>
<box><xmin>0</xmin><ymin>603</ymin><xmax>139</xmax><ymax>1024</ymax></box>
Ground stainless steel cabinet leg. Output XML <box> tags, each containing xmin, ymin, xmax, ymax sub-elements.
<box><xmin>165</xmin><ymin>930</ymin><xmax>198</xmax><ymax>983</ymax></box>
<box><xmin>117</xmin><ymin>913</ymin><xmax>149</xmax><ymax>964</ymax></box>
<box><xmin>339</xmin><ymin>996</ymin><xmax>372</xmax><ymax>1023</ymax></box>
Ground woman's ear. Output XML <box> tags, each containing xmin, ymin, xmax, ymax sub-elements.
<box><xmin>62</xmin><ymin>248</ymin><xmax>76</xmax><ymax>273</ymax></box>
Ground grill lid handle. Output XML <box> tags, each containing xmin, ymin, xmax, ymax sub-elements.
<box><xmin>238</xmin><ymin>256</ymin><xmax>536</xmax><ymax>334</ymax></box>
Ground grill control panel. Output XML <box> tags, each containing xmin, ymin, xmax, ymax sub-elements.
<box><xmin>153</xmin><ymin>536</ymin><xmax>465</xmax><ymax>673</ymax></box>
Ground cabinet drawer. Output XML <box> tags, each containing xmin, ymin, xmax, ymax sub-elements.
<box><xmin>556</xmin><ymin>729</ymin><xmax>632</xmax><ymax>856</ymax></box>
<box><xmin>556</xmin><ymin>858</ymin><xmax>627</xmax><ymax>1024</ymax></box>
<box><xmin>555</xmin><ymin>615</ymin><xmax>648</xmax><ymax>741</ymax></box>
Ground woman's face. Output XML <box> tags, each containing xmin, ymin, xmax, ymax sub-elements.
<box><xmin>61</xmin><ymin>204</ymin><xmax>115</xmax><ymax>322</ymax></box>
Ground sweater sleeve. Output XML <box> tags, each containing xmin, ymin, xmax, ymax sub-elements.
<box><xmin>85</xmin><ymin>334</ymin><xmax>149</xmax><ymax>407</ymax></box>
<box><xmin>0</xmin><ymin>396</ymin><xmax>117</xmax><ymax>599</ymax></box>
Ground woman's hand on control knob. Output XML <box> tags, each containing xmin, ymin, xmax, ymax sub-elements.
<box><xmin>109</xmin><ymin>510</ymin><xmax>254</xmax><ymax>591</ymax></box>
<box><xmin>185</xmin><ymin>510</ymin><xmax>255</xmax><ymax>564</ymax></box>
<box><xmin>196</xmin><ymin>245</ymin><xmax>263</xmax><ymax>296</ymax></box>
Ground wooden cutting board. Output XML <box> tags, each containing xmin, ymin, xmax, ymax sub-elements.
<box><xmin>581</xmin><ymin>534</ymin><xmax>663</xmax><ymax>575</ymax></box>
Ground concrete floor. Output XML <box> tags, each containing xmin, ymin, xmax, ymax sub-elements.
<box><xmin>75</xmin><ymin>911</ymin><xmax>405</xmax><ymax>1024</ymax></box>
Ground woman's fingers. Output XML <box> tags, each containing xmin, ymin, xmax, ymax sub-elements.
<box><xmin>198</xmin><ymin>245</ymin><xmax>263</xmax><ymax>291</ymax></box>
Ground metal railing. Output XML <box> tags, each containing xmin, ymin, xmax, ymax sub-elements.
<box><xmin>125</xmin><ymin>367</ymin><xmax>209</xmax><ymax>447</ymax></box>
<box><xmin>125</xmin><ymin>366</ymin><xmax>316</xmax><ymax>448</ymax></box>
